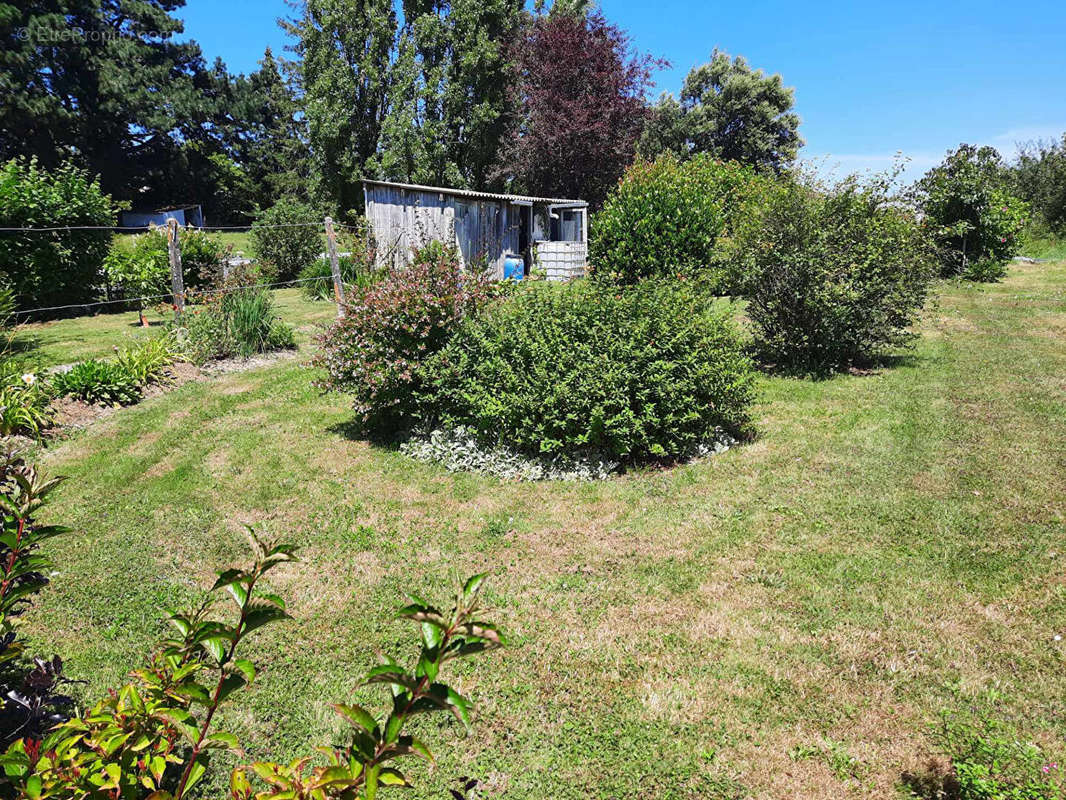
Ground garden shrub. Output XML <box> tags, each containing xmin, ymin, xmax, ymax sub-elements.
<box><xmin>914</xmin><ymin>145</ymin><xmax>1029</xmax><ymax>280</ymax></box>
<box><xmin>0</xmin><ymin>158</ymin><xmax>118</xmax><ymax>313</ymax></box>
<box><xmin>589</xmin><ymin>154</ymin><xmax>770</xmax><ymax>290</ymax></box>
<box><xmin>182</xmin><ymin>264</ymin><xmax>295</xmax><ymax>363</ymax></box>
<box><xmin>299</xmin><ymin>230</ymin><xmax>384</xmax><ymax>300</ymax></box>
<box><xmin>114</xmin><ymin>335</ymin><xmax>180</xmax><ymax>384</ymax></box>
<box><xmin>250</xmin><ymin>197</ymin><xmax>322</xmax><ymax>280</ymax></box>
<box><xmin>419</xmin><ymin>280</ymin><xmax>755</xmax><ymax>463</ymax></box>
<box><xmin>732</xmin><ymin>170</ymin><xmax>934</xmax><ymax>371</ymax></box>
<box><xmin>316</xmin><ymin>244</ymin><xmax>493</xmax><ymax>429</ymax></box>
<box><xmin>106</xmin><ymin>228</ymin><xmax>228</xmax><ymax>325</ymax></box>
<box><xmin>50</xmin><ymin>359</ymin><xmax>143</xmax><ymax>406</ymax></box>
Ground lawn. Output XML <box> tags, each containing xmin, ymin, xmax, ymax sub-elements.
<box><xmin>17</xmin><ymin>262</ymin><xmax>1066</xmax><ymax>798</ymax></box>
<box><xmin>11</xmin><ymin>288</ymin><xmax>335</xmax><ymax>368</ymax></box>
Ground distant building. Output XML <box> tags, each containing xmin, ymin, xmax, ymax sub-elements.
<box><xmin>362</xmin><ymin>180</ymin><xmax>588</xmax><ymax>281</ymax></box>
<box><xmin>121</xmin><ymin>204</ymin><xmax>205</xmax><ymax>229</ymax></box>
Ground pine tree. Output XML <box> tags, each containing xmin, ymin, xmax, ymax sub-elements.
<box><xmin>639</xmin><ymin>49</ymin><xmax>803</xmax><ymax>173</ymax></box>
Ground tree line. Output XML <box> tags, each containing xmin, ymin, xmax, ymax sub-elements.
<box><xmin>1</xmin><ymin>0</ymin><xmax>804</xmax><ymax>221</ymax></box>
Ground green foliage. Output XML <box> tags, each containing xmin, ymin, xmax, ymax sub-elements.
<box><xmin>232</xmin><ymin>572</ymin><xmax>504</xmax><ymax>800</ymax></box>
<box><xmin>107</xmin><ymin>229</ymin><xmax>229</xmax><ymax>307</ymax></box>
<box><xmin>114</xmin><ymin>336</ymin><xmax>179</xmax><ymax>385</ymax></box>
<box><xmin>183</xmin><ymin>277</ymin><xmax>295</xmax><ymax>364</ymax></box>
<box><xmin>0</xmin><ymin>364</ymin><xmax>52</xmax><ymax>438</ymax></box>
<box><xmin>914</xmin><ymin>145</ymin><xmax>1029</xmax><ymax>280</ymax></box>
<box><xmin>0</xmin><ymin>517</ymin><xmax>504</xmax><ymax>800</ymax></box>
<box><xmin>283</xmin><ymin>0</ymin><xmax>397</xmax><ymax>212</ymax></box>
<box><xmin>733</xmin><ymin>169</ymin><xmax>934</xmax><ymax>371</ymax></box>
<box><xmin>589</xmin><ymin>154</ymin><xmax>770</xmax><ymax>289</ymax></box>
<box><xmin>638</xmin><ymin>49</ymin><xmax>803</xmax><ymax>172</ymax></box>
<box><xmin>250</xmin><ymin>199</ymin><xmax>322</xmax><ymax>281</ymax></box>
<box><xmin>420</xmin><ymin>280</ymin><xmax>755</xmax><ymax>462</ymax></box>
<box><xmin>0</xmin><ymin>159</ymin><xmax>118</xmax><ymax>313</ymax></box>
<box><xmin>299</xmin><ymin>255</ymin><xmax>385</xmax><ymax>300</ymax></box>
<box><xmin>0</xmin><ymin>453</ymin><xmax>71</xmax><ymax>747</ymax></box>
<box><xmin>315</xmin><ymin>245</ymin><xmax>493</xmax><ymax>429</ymax></box>
<box><xmin>907</xmin><ymin>692</ymin><xmax>1065</xmax><ymax>800</ymax></box>
<box><xmin>1008</xmin><ymin>133</ymin><xmax>1066</xmax><ymax>234</ymax></box>
<box><xmin>0</xmin><ymin>529</ymin><xmax>297</xmax><ymax>800</ymax></box>
<box><xmin>50</xmin><ymin>360</ymin><xmax>142</xmax><ymax>407</ymax></box>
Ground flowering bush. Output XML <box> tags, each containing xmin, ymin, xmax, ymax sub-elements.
<box><xmin>316</xmin><ymin>244</ymin><xmax>493</xmax><ymax>430</ymax></box>
<box><xmin>914</xmin><ymin>145</ymin><xmax>1029</xmax><ymax>280</ymax></box>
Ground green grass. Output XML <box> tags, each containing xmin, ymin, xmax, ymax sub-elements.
<box><xmin>1019</xmin><ymin>232</ymin><xmax>1066</xmax><ymax>261</ymax></box>
<box><xmin>10</xmin><ymin>288</ymin><xmax>335</xmax><ymax>368</ymax></box>
<box><xmin>18</xmin><ymin>261</ymin><xmax>1066</xmax><ymax>798</ymax></box>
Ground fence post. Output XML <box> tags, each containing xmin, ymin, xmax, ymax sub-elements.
<box><xmin>325</xmin><ymin>216</ymin><xmax>346</xmax><ymax>319</ymax></box>
<box><xmin>167</xmin><ymin>218</ymin><xmax>185</xmax><ymax>324</ymax></box>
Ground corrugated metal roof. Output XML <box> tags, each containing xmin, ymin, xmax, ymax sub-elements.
<box><xmin>362</xmin><ymin>179</ymin><xmax>587</xmax><ymax>207</ymax></box>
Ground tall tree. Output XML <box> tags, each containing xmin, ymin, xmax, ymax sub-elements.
<box><xmin>284</xmin><ymin>0</ymin><xmax>396</xmax><ymax>213</ymax></box>
<box><xmin>380</xmin><ymin>0</ymin><xmax>522</xmax><ymax>188</ymax></box>
<box><xmin>496</xmin><ymin>11</ymin><xmax>659</xmax><ymax>207</ymax></box>
<box><xmin>638</xmin><ymin>49</ymin><xmax>802</xmax><ymax>172</ymax></box>
<box><xmin>0</xmin><ymin>0</ymin><xmax>207</xmax><ymax>201</ymax></box>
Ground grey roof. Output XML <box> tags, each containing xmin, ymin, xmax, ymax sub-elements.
<box><xmin>362</xmin><ymin>179</ymin><xmax>587</xmax><ymax>207</ymax></box>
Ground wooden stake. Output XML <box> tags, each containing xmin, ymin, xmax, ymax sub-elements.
<box><xmin>167</xmin><ymin>218</ymin><xmax>185</xmax><ymax>324</ymax></box>
<box><xmin>325</xmin><ymin>216</ymin><xmax>346</xmax><ymax>319</ymax></box>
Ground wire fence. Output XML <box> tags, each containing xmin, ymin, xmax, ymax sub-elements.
<box><xmin>8</xmin><ymin>276</ymin><xmax>335</xmax><ymax>321</ymax></box>
<box><xmin>3</xmin><ymin>216</ymin><xmax>361</xmax><ymax>323</ymax></box>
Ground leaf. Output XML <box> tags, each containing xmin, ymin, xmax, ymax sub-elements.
<box><xmin>199</xmin><ymin>635</ymin><xmax>229</xmax><ymax>664</ymax></box>
<box><xmin>242</xmin><ymin>602</ymin><xmax>289</xmax><ymax>634</ymax></box>
<box><xmin>206</xmin><ymin>731</ymin><xmax>241</xmax><ymax>751</ymax></box>
<box><xmin>364</xmin><ymin>665</ymin><xmax>418</xmax><ymax>692</ymax></box>
<box><xmin>332</xmin><ymin>704</ymin><xmax>379</xmax><ymax>737</ymax></box>
<box><xmin>462</xmin><ymin>572</ymin><xmax>489</xmax><ymax>605</ymax></box>
<box><xmin>211</xmin><ymin>568</ymin><xmax>245</xmax><ymax>592</ymax></box>
<box><xmin>184</xmin><ymin>757</ymin><xmax>208</xmax><ymax>793</ymax></box>
<box><xmin>377</xmin><ymin>767</ymin><xmax>409</xmax><ymax>787</ymax></box>
<box><xmin>230</xmin><ymin>658</ymin><xmax>256</xmax><ymax>684</ymax></box>
<box><xmin>24</xmin><ymin>775</ymin><xmax>41</xmax><ymax>800</ymax></box>
<box><xmin>216</xmin><ymin>673</ymin><xmax>248</xmax><ymax>703</ymax></box>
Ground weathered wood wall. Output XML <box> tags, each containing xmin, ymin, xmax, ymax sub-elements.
<box><xmin>365</xmin><ymin>185</ymin><xmax>519</xmax><ymax>278</ymax></box>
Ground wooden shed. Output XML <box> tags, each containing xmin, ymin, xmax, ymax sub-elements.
<box><xmin>362</xmin><ymin>180</ymin><xmax>589</xmax><ymax>281</ymax></box>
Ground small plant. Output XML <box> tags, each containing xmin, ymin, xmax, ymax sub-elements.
<box><xmin>315</xmin><ymin>244</ymin><xmax>493</xmax><ymax>431</ymax></box>
<box><xmin>0</xmin><ymin>521</ymin><xmax>504</xmax><ymax>800</ymax></box>
<box><xmin>0</xmin><ymin>528</ymin><xmax>297</xmax><ymax>799</ymax></box>
<box><xmin>299</xmin><ymin>254</ymin><xmax>384</xmax><ymax>300</ymax></box>
<box><xmin>232</xmin><ymin>572</ymin><xmax>504</xmax><ymax>799</ymax></box>
<box><xmin>114</xmin><ymin>335</ymin><xmax>180</xmax><ymax>385</ymax></box>
<box><xmin>419</xmin><ymin>280</ymin><xmax>755</xmax><ymax>463</ymax></box>
<box><xmin>50</xmin><ymin>359</ymin><xmax>142</xmax><ymax>406</ymax></box>
<box><xmin>0</xmin><ymin>449</ymin><xmax>72</xmax><ymax>748</ymax></box>
<box><xmin>250</xmin><ymin>198</ymin><xmax>322</xmax><ymax>281</ymax></box>
<box><xmin>183</xmin><ymin>270</ymin><xmax>295</xmax><ymax>364</ymax></box>
<box><xmin>0</xmin><ymin>365</ymin><xmax>52</xmax><ymax>438</ymax></box>
<box><xmin>906</xmin><ymin>691</ymin><xmax>1065</xmax><ymax>800</ymax></box>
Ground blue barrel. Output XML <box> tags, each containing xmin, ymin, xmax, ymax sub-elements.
<box><xmin>503</xmin><ymin>254</ymin><xmax>525</xmax><ymax>281</ymax></box>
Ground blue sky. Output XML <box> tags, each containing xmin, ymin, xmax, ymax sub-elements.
<box><xmin>177</xmin><ymin>0</ymin><xmax>1066</xmax><ymax>182</ymax></box>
